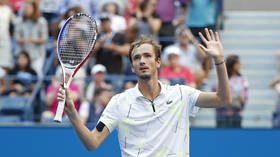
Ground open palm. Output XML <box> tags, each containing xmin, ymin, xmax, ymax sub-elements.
<box><xmin>198</xmin><ymin>28</ymin><xmax>224</xmax><ymax>59</ymax></box>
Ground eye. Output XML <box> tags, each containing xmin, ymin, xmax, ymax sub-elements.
<box><xmin>133</xmin><ymin>55</ymin><xmax>141</xmax><ymax>61</ymax></box>
<box><xmin>144</xmin><ymin>53</ymin><xmax>152</xmax><ymax>58</ymax></box>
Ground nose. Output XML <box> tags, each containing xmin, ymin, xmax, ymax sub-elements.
<box><xmin>139</xmin><ymin>56</ymin><xmax>145</xmax><ymax>65</ymax></box>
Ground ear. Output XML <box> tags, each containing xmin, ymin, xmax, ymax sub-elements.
<box><xmin>156</xmin><ymin>58</ymin><xmax>161</xmax><ymax>68</ymax></box>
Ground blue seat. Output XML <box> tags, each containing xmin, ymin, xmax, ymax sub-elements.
<box><xmin>0</xmin><ymin>115</ymin><xmax>21</xmax><ymax>123</ymax></box>
<box><xmin>0</xmin><ymin>96</ymin><xmax>30</xmax><ymax>121</ymax></box>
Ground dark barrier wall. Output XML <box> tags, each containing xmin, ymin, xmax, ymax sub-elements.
<box><xmin>0</xmin><ymin>127</ymin><xmax>279</xmax><ymax>157</ymax></box>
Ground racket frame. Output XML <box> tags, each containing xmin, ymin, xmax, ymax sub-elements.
<box><xmin>54</xmin><ymin>13</ymin><xmax>97</xmax><ymax>122</ymax></box>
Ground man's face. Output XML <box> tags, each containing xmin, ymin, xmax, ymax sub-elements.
<box><xmin>168</xmin><ymin>54</ymin><xmax>180</xmax><ymax>68</ymax></box>
<box><xmin>93</xmin><ymin>72</ymin><xmax>105</xmax><ymax>83</ymax></box>
<box><xmin>178</xmin><ymin>33</ymin><xmax>189</xmax><ymax>46</ymax></box>
<box><xmin>100</xmin><ymin>20</ymin><xmax>111</xmax><ymax>32</ymax></box>
<box><xmin>131</xmin><ymin>43</ymin><xmax>160</xmax><ymax>80</ymax></box>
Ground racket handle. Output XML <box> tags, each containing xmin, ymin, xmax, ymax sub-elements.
<box><xmin>54</xmin><ymin>99</ymin><xmax>65</xmax><ymax>123</ymax></box>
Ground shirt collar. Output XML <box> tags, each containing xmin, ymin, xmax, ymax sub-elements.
<box><xmin>133</xmin><ymin>81</ymin><xmax>167</xmax><ymax>99</ymax></box>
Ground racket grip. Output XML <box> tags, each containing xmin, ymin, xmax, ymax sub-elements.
<box><xmin>54</xmin><ymin>99</ymin><xmax>66</xmax><ymax>123</ymax></box>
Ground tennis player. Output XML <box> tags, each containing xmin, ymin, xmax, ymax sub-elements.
<box><xmin>58</xmin><ymin>28</ymin><xmax>231</xmax><ymax>156</ymax></box>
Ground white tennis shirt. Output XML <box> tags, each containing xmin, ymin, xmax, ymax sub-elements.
<box><xmin>99</xmin><ymin>81</ymin><xmax>201</xmax><ymax>157</ymax></box>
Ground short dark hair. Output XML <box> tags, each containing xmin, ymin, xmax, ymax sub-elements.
<box><xmin>93</xmin><ymin>87</ymin><xmax>111</xmax><ymax>100</ymax></box>
<box><xmin>128</xmin><ymin>36</ymin><xmax>161</xmax><ymax>63</ymax></box>
<box><xmin>226</xmin><ymin>54</ymin><xmax>241</xmax><ymax>78</ymax></box>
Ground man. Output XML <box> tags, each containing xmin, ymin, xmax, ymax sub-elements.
<box><xmin>85</xmin><ymin>64</ymin><xmax>112</xmax><ymax>101</ymax></box>
<box><xmin>162</xmin><ymin>27</ymin><xmax>208</xmax><ymax>89</ymax></box>
<box><xmin>94</xmin><ymin>13</ymin><xmax>130</xmax><ymax>74</ymax></box>
<box><xmin>58</xmin><ymin>28</ymin><xmax>231</xmax><ymax>156</ymax></box>
<box><xmin>159</xmin><ymin>46</ymin><xmax>195</xmax><ymax>87</ymax></box>
<box><xmin>83</xmin><ymin>87</ymin><xmax>113</xmax><ymax>130</ymax></box>
<box><xmin>162</xmin><ymin>27</ymin><xmax>206</xmax><ymax>73</ymax></box>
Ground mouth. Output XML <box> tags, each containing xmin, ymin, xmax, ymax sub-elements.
<box><xmin>139</xmin><ymin>67</ymin><xmax>149</xmax><ymax>71</ymax></box>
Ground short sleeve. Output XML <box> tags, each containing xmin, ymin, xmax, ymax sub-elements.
<box><xmin>98</xmin><ymin>95</ymin><xmax>121</xmax><ymax>132</ymax></box>
<box><xmin>180</xmin><ymin>85</ymin><xmax>201</xmax><ymax>117</ymax></box>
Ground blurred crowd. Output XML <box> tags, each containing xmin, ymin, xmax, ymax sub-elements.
<box><xmin>0</xmin><ymin>0</ymin><xmax>254</xmax><ymax>128</ymax></box>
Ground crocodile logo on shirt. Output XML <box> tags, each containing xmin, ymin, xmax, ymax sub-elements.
<box><xmin>166</xmin><ymin>100</ymin><xmax>173</xmax><ymax>104</ymax></box>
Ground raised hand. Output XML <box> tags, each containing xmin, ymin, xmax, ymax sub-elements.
<box><xmin>198</xmin><ymin>28</ymin><xmax>224</xmax><ymax>61</ymax></box>
<box><xmin>57</xmin><ymin>87</ymin><xmax>75</xmax><ymax>114</ymax></box>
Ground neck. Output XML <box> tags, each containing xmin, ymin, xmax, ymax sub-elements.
<box><xmin>171</xmin><ymin>66</ymin><xmax>181</xmax><ymax>72</ymax></box>
<box><xmin>180</xmin><ymin>43</ymin><xmax>188</xmax><ymax>49</ymax></box>
<box><xmin>137</xmin><ymin>77</ymin><xmax>161</xmax><ymax>101</ymax></box>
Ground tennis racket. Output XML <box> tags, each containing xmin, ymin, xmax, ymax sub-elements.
<box><xmin>54</xmin><ymin>13</ymin><xmax>98</xmax><ymax>122</ymax></box>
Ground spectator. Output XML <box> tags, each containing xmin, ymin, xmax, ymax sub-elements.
<box><xmin>58</xmin><ymin>0</ymin><xmax>98</xmax><ymax>17</ymax></box>
<box><xmin>85</xmin><ymin>64</ymin><xmax>112</xmax><ymax>102</ymax></box>
<box><xmin>101</xmin><ymin>2</ymin><xmax>127</xmax><ymax>33</ymax></box>
<box><xmin>0</xmin><ymin>67</ymin><xmax>8</xmax><ymax>96</ymax></box>
<box><xmin>79</xmin><ymin>87</ymin><xmax>112</xmax><ymax>129</ymax></box>
<box><xmin>41</xmin><ymin>67</ymin><xmax>80</xmax><ymax>122</ymax></box>
<box><xmin>8</xmin><ymin>51</ymin><xmax>37</xmax><ymax>97</ymax></box>
<box><xmin>0</xmin><ymin>0</ymin><xmax>15</xmax><ymax>70</ymax></box>
<box><xmin>39</xmin><ymin>0</ymin><xmax>62</xmax><ymax>35</ymax></box>
<box><xmin>94</xmin><ymin>13</ymin><xmax>130</xmax><ymax>74</ymax></box>
<box><xmin>213</xmin><ymin>55</ymin><xmax>248</xmax><ymax>128</ymax></box>
<box><xmin>215</xmin><ymin>0</ymin><xmax>224</xmax><ymax>30</ymax></box>
<box><xmin>156</xmin><ymin>0</ymin><xmax>187</xmax><ymax>48</ymax></box>
<box><xmin>128</xmin><ymin>0</ymin><xmax>161</xmax><ymax>40</ymax></box>
<box><xmin>162</xmin><ymin>27</ymin><xmax>206</xmax><ymax>88</ymax></box>
<box><xmin>185</xmin><ymin>0</ymin><xmax>216</xmax><ymax>39</ymax></box>
<box><xmin>123</xmin><ymin>0</ymin><xmax>139</xmax><ymax>24</ymax></box>
<box><xmin>159</xmin><ymin>46</ymin><xmax>195</xmax><ymax>87</ymax></box>
<box><xmin>270</xmin><ymin>50</ymin><xmax>280</xmax><ymax>127</ymax></box>
<box><xmin>97</xmin><ymin>0</ymin><xmax>126</xmax><ymax>16</ymax></box>
<box><xmin>14</xmin><ymin>0</ymin><xmax>48</xmax><ymax>76</ymax></box>
<box><xmin>50</xmin><ymin>6</ymin><xmax>82</xmax><ymax>40</ymax></box>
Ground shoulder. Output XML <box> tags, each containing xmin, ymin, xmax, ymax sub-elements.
<box><xmin>38</xmin><ymin>17</ymin><xmax>47</xmax><ymax>24</ymax></box>
<box><xmin>113</xmin><ymin>33</ymin><xmax>127</xmax><ymax>44</ymax></box>
<box><xmin>178</xmin><ymin>84</ymin><xmax>201</xmax><ymax>97</ymax></box>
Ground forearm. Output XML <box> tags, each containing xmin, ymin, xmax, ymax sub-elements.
<box><xmin>66</xmin><ymin>108</ymin><xmax>99</xmax><ymax>151</ymax></box>
<box><xmin>147</xmin><ymin>17</ymin><xmax>161</xmax><ymax>34</ymax></box>
<box><xmin>108</xmin><ymin>44</ymin><xmax>130</xmax><ymax>55</ymax></box>
<box><xmin>32</xmin><ymin>37</ymin><xmax>46</xmax><ymax>45</ymax></box>
<box><xmin>214</xmin><ymin>57</ymin><xmax>232</xmax><ymax>105</ymax></box>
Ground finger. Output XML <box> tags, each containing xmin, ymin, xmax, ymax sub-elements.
<box><xmin>198</xmin><ymin>32</ymin><xmax>208</xmax><ymax>45</ymax></box>
<box><xmin>57</xmin><ymin>96</ymin><xmax>64</xmax><ymax>101</ymax></box>
<box><xmin>199</xmin><ymin>44</ymin><xmax>208</xmax><ymax>52</ymax></box>
<box><xmin>57</xmin><ymin>93</ymin><xmax>64</xmax><ymax>101</ymax></box>
<box><xmin>58</xmin><ymin>87</ymin><xmax>65</xmax><ymax>94</ymax></box>
<box><xmin>215</xmin><ymin>31</ymin><xmax>220</xmax><ymax>41</ymax></box>
<box><xmin>204</xmin><ymin>28</ymin><xmax>212</xmax><ymax>41</ymax></box>
<box><xmin>57</xmin><ymin>91</ymin><xmax>65</xmax><ymax>97</ymax></box>
<box><xmin>209</xmin><ymin>29</ymin><xmax>216</xmax><ymax>41</ymax></box>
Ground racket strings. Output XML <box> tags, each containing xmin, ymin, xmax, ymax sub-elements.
<box><xmin>59</xmin><ymin>15</ymin><xmax>97</xmax><ymax>66</ymax></box>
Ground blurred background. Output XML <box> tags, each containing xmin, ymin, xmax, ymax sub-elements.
<box><xmin>0</xmin><ymin>0</ymin><xmax>279</xmax><ymax>156</ymax></box>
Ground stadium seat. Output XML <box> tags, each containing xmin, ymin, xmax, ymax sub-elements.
<box><xmin>0</xmin><ymin>96</ymin><xmax>30</xmax><ymax>121</ymax></box>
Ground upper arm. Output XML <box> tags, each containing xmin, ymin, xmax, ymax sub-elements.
<box><xmin>196</xmin><ymin>91</ymin><xmax>223</xmax><ymax>108</ymax></box>
<box><xmin>91</xmin><ymin>125</ymin><xmax>110</xmax><ymax>148</ymax></box>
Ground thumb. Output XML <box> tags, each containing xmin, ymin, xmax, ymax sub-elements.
<box><xmin>199</xmin><ymin>44</ymin><xmax>208</xmax><ymax>52</ymax></box>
